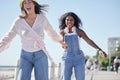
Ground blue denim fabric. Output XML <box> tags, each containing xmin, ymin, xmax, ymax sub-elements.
<box><xmin>61</xmin><ymin>33</ymin><xmax>85</xmax><ymax>80</ymax></box>
<box><xmin>17</xmin><ymin>49</ymin><xmax>48</xmax><ymax>80</ymax></box>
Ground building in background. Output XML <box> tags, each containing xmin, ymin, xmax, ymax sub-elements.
<box><xmin>108</xmin><ymin>37</ymin><xmax>120</xmax><ymax>67</ymax></box>
<box><xmin>108</xmin><ymin>37</ymin><xmax>120</xmax><ymax>54</ymax></box>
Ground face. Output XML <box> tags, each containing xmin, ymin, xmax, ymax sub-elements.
<box><xmin>23</xmin><ymin>0</ymin><xmax>35</xmax><ymax>14</ymax></box>
<box><xmin>65</xmin><ymin>16</ymin><xmax>75</xmax><ymax>29</ymax></box>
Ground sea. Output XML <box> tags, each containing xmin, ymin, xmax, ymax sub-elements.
<box><xmin>0</xmin><ymin>66</ymin><xmax>16</xmax><ymax>71</ymax></box>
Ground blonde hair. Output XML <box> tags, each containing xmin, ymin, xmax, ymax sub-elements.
<box><xmin>19</xmin><ymin>0</ymin><xmax>37</xmax><ymax>8</ymax></box>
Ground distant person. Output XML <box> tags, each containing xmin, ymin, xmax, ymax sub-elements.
<box><xmin>110</xmin><ymin>62</ymin><xmax>114</xmax><ymax>71</ymax></box>
<box><xmin>85</xmin><ymin>59</ymin><xmax>92</xmax><ymax>74</ymax></box>
<box><xmin>58</xmin><ymin>12</ymin><xmax>107</xmax><ymax>80</ymax></box>
<box><xmin>93</xmin><ymin>58</ymin><xmax>99</xmax><ymax>71</ymax></box>
<box><xmin>86</xmin><ymin>59</ymin><xmax>92</xmax><ymax>70</ymax></box>
<box><xmin>0</xmin><ymin>0</ymin><xmax>67</xmax><ymax>80</ymax></box>
<box><xmin>114</xmin><ymin>56</ymin><xmax>119</xmax><ymax>74</ymax></box>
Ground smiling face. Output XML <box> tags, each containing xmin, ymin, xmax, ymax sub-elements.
<box><xmin>65</xmin><ymin>16</ymin><xmax>75</xmax><ymax>29</ymax></box>
<box><xmin>22</xmin><ymin>0</ymin><xmax>35</xmax><ymax>15</ymax></box>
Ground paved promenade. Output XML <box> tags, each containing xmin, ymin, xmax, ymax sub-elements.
<box><xmin>33</xmin><ymin>70</ymin><xmax>120</xmax><ymax>80</ymax></box>
<box><xmin>73</xmin><ymin>71</ymin><xmax>120</xmax><ymax>80</ymax></box>
<box><xmin>2</xmin><ymin>70</ymin><xmax>120</xmax><ymax>80</ymax></box>
<box><xmin>32</xmin><ymin>71</ymin><xmax>120</xmax><ymax>80</ymax></box>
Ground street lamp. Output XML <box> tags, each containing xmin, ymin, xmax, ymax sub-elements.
<box><xmin>116</xmin><ymin>40</ymin><xmax>119</xmax><ymax>53</ymax></box>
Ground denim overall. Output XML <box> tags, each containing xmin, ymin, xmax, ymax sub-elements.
<box><xmin>17</xmin><ymin>49</ymin><xmax>48</xmax><ymax>80</ymax></box>
<box><xmin>61</xmin><ymin>28</ymin><xmax>85</xmax><ymax>80</ymax></box>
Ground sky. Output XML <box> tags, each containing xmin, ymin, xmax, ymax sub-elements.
<box><xmin>0</xmin><ymin>0</ymin><xmax>120</xmax><ymax>65</ymax></box>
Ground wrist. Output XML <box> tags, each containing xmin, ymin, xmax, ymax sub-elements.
<box><xmin>97</xmin><ymin>49</ymin><xmax>99</xmax><ymax>51</ymax></box>
<box><xmin>59</xmin><ymin>40</ymin><xmax>64</xmax><ymax>45</ymax></box>
<box><xmin>97</xmin><ymin>48</ymin><xmax>102</xmax><ymax>51</ymax></box>
<box><xmin>59</xmin><ymin>41</ymin><xmax>66</xmax><ymax>48</ymax></box>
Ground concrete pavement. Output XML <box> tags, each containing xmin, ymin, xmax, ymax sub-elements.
<box><xmin>7</xmin><ymin>70</ymin><xmax>120</xmax><ymax>80</ymax></box>
<box><xmin>72</xmin><ymin>71</ymin><xmax>120</xmax><ymax>80</ymax></box>
<box><xmin>86</xmin><ymin>71</ymin><xmax>120</xmax><ymax>80</ymax></box>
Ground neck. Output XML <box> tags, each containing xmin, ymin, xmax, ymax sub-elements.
<box><xmin>27</xmin><ymin>12</ymin><xmax>36</xmax><ymax>19</ymax></box>
<box><xmin>67</xmin><ymin>26</ymin><xmax>75</xmax><ymax>33</ymax></box>
<box><xmin>68</xmin><ymin>28</ymin><xmax>72</xmax><ymax>32</ymax></box>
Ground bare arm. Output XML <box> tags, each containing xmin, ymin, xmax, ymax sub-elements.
<box><xmin>77</xmin><ymin>29</ymin><xmax>107</xmax><ymax>57</ymax></box>
<box><xmin>59</xmin><ymin>30</ymin><xmax>65</xmax><ymax>40</ymax></box>
<box><xmin>78</xmin><ymin>29</ymin><xmax>101</xmax><ymax>50</ymax></box>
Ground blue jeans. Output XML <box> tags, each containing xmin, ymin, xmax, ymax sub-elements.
<box><xmin>17</xmin><ymin>49</ymin><xmax>48</xmax><ymax>80</ymax></box>
<box><xmin>61</xmin><ymin>50</ymin><xmax>85</xmax><ymax>80</ymax></box>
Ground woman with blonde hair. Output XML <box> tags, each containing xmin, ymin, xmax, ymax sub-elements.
<box><xmin>0</xmin><ymin>0</ymin><xmax>67</xmax><ymax>80</ymax></box>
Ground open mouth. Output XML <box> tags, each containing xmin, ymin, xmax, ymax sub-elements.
<box><xmin>26</xmin><ymin>7</ymin><xmax>31</xmax><ymax>11</ymax></box>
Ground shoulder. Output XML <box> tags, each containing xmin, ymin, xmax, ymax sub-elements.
<box><xmin>59</xmin><ymin>30</ymin><xmax>65</xmax><ymax>36</ymax></box>
<box><xmin>77</xmin><ymin>28</ymin><xmax>86</xmax><ymax>37</ymax></box>
<box><xmin>14</xmin><ymin>17</ymin><xmax>21</xmax><ymax>22</ymax></box>
<box><xmin>114</xmin><ymin>59</ymin><xmax>117</xmax><ymax>61</ymax></box>
<box><xmin>11</xmin><ymin>17</ymin><xmax>23</xmax><ymax>26</ymax></box>
<box><xmin>37</xmin><ymin>14</ymin><xmax>47</xmax><ymax>19</ymax></box>
<box><xmin>77</xmin><ymin>28</ymin><xmax>85</xmax><ymax>33</ymax></box>
<box><xmin>37</xmin><ymin>14</ymin><xmax>49</xmax><ymax>23</ymax></box>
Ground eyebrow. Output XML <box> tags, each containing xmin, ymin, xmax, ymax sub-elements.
<box><xmin>66</xmin><ymin>19</ymin><xmax>74</xmax><ymax>20</ymax></box>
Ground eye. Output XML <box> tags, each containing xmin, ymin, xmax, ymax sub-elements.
<box><xmin>28</xmin><ymin>0</ymin><xmax>32</xmax><ymax>3</ymax></box>
<box><xmin>66</xmin><ymin>19</ymin><xmax>74</xmax><ymax>22</ymax></box>
<box><xmin>23</xmin><ymin>0</ymin><xmax>32</xmax><ymax>5</ymax></box>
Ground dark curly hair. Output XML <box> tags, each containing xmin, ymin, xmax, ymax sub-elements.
<box><xmin>59</xmin><ymin>12</ymin><xmax>82</xmax><ymax>30</ymax></box>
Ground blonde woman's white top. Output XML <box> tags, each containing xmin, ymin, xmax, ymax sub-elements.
<box><xmin>0</xmin><ymin>14</ymin><xmax>61</xmax><ymax>53</ymax></box>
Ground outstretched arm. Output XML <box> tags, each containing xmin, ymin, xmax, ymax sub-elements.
<box><xmin>43</xmin><ymin>16</ymin><xmax>67</xmax><ymax>49</ymax></box>
<box><xmin>0</xmin><ymin>27</ymin><xmax>17</xmax><ymax>53</ymax></box>
<box><xmin>0</xmin><ymin>20</ymin><xmax>17</xmax><ymax>53</ymax></box>
<box><xmin>77</xmin><ymin>29</ymin><xmax>107</xmax><ymax>57</ymax></box>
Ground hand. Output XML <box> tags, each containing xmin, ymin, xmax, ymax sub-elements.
<box><xmin>60</xmin><ymin>41</ymin><xmax>68</xmax><ymax>50</ymax></box>
<box><xmin>62</xmin><ymin>43</ymin><xmax>68</xmax><ymax>50</ymax></box>
<box><xmin>98</xmin><ymin>50</ymin><xmax>107</xmax><ymax>58</ymax></box>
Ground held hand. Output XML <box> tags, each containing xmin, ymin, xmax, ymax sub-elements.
<box><xmin>62</xmin><ymin>43</ymin><xmax>68</xmax><ymax>50</ymax></box>
<box><xmin>60</xmin><ymin>40</ymin><xmax>68</xmax><ymax>50</ymax></box>
<box><xmin>98</xmin><ymin>50</ymin><xmax>107</xmax><ymax>58</ymax></box>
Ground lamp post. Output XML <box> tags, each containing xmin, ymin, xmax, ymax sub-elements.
<box><xmin>109</xmin><ymin>54</ymin><xmax>110</xmax><ymax>67</ymax></box>
<box><xmin>108</xmin><ymin>40</ymin><xmax>112</xmax><ymax>70</ymax></box>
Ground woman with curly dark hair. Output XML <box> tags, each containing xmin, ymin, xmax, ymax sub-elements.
<box><xmin>59</xmin><ymin>12</ymin><xmax>107</xmax><ymax>80</ymax></box>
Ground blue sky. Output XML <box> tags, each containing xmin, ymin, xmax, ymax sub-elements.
<box><xmin>0</xmin><ymin>0</ymin><xmax>120</xmax><ymax>65</ymax></box>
